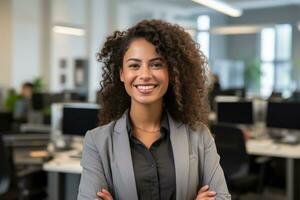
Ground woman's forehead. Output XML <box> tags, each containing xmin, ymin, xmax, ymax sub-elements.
<box><xmin>124</xmin><ymin>38</ymin><xmax>161</xmax><ymax>60</ymax></box>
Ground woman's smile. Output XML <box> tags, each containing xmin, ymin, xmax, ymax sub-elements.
<box><xmin>133</xmin><ymin>84</ymin><xmax>158</xmax><ymax>94</ymax></box>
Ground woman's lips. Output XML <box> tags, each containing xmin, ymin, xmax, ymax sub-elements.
<box><xmin>134</xmin><ymin>84</ymin><xmax>157</xmax><ymax>94</ymax></box>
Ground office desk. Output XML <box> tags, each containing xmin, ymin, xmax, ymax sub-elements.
<box><xmin>43</xmin><ymin>139</ymin><xmax>300</xmax><ymax>200</ymax></box>
<box><xmin>3</xmin><ymin>133</ymin><xmax>50</xmax><ymax>145</ymax></box>
<box><xmin>43</xmin><ymin>150</ymin><xmax>81</xmax><ymax>200</ymax></box>
<box><xmin>3</xmin><ymin>133</ymin><xmax>50</xmax><ymax>166</ymax></box>
<box><xmin>247</xmin><ymin>139</ymin><xmax>300</xmax><ymax>200</ymax></box>
<box><xmin>43</xmin><ymin>150</ymin><xmax>82</xmax><ymax>173</ymax></box>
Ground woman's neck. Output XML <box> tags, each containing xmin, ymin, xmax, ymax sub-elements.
<box><xmin>129</xmin><ymin>101</ymin><xmax>163</xmax><ymax>131</ymax></box>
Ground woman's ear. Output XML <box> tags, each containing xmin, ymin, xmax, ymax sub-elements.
<box><xmin>120</xmin><ymin>68</ymin><xmax>124</xmax><ymax>82</ymax></box>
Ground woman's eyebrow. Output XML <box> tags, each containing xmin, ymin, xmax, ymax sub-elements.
<box><xmin>127</xmin><ymin>58</ymin><xmax>141</xmax><ymax>62</ymax></box>
<box><xmin>127</xmin><ymin>57</ymin><xmax>163</xmax><ymax>63</ymax></box>
<box><xmin>149</xmin><ymin>57</ymin><xmax>163</xmax><ymax>62</ymax></box>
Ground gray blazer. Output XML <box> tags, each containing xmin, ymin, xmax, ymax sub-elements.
<box><xmin>78</xmin><ymin>111</ymin><xmax>231</xmax><ymax>200</ymax></box>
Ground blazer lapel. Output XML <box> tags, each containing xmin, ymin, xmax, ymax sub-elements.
<box><xmin>167</xmin><ymin>112</ymin><xmax>190</xmax><ymax>200</ymax></box>
<box><xmin>113</xmin><ymin>111</ymin><xmax>138</xmax><ymax>200</ymax></box>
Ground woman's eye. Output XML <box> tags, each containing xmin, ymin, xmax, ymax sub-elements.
<box><xmin>151</xmin><ymin>62</ymin><xmax>163</xmax><ymax>68</ymax></box>
<box><xmin>129</xmin><ymin>64</ymin><xmax>139</xmax><ymax>69</ymax></box>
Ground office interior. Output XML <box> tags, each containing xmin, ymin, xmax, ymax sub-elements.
<box><xmin>1</xmin><ymin>0</ymin><xmax>300</xmax><ymax>199</ymax></box>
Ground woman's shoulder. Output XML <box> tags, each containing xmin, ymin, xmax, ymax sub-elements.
<box><xmin>84</xmin><ymin>120</ymin><xmax>117</xmax><ymax>142</ymax></box>
<box><xmin>187</xmin><ymin>123</ymin><xmax>210</xmax><ymax>135</ymax></box>
<box><xmin>186</xmin><ymin>123</ymin><xmax>213</xmax><ymax>144</ymax></box>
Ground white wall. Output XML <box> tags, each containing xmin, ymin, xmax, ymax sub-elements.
<box><xmin>87</xmin><ymin>0</ymin><xmax>119</xmax><ymax>102</ymax></box>
<box><xmin>49</xmin><ymin>0</ymin><xmax>119</xmax><ymax>103</ymax></box>
<box><xmin>40</xmin><ymin>0</ymin><xmax>51</xmax><ymax>91</ymax></box>
<box><xmin>52</xmin><ymin>0</ymin><xmax>86</xmax><ymax>25</ymax></box>
<box><xmin>0</xmin><ymin>0</ymin><xmax>50</xmax><ymax>92</ymax></box>
<box><xmin>50</xmin><ymin>0</ymin><xmax>87</xmax><ymax>92</ymax></box>
<box><xmin>51</xmin><ymin>34</ymin><xmax>87</xmax><ymax>91</ymax></box>
<box><xmin>0</xmin><ymin>0</ymin><xmax>12</xmax><ymax>89</ymax></box>
<box><xmin>117</xmin><ymin>3</ymin><xmax>132</xmax><ymax>30</ymax></box>
<box><xmin>11</xmin><ymin>0</ymin><xmax>43</xmax><ymax>91</ymax></box>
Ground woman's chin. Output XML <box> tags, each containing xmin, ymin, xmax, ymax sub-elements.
<box><xmin>131</xmin><ymin>96</ymin><xmax>163</xmax><ymax>106</ymax></box>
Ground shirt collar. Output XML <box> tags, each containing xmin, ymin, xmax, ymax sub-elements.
<box><xmin>126</xmin><ymin>110</ymin><xmax>170</xmax><ymax>138</ymax></box>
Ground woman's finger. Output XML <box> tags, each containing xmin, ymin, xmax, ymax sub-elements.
<box><xmin>198</xmin><ymin>185</ymin><xmax>209</xmax><ymax>194</ymax></box>
<box><xmin>196</xmin><ymin>190</ymin><xmax>217</xmax><ymax>199</ymax></box>
<box><xmin>96</xmin><ymin>192</ymin><xmax>110</xmax><ymax>200</ymax></box>
<box><xmin>101</xmin><ymin>189</ymin><xmax>113</xmax><ymax>198</ymax></box>
<box><xmin>195</xmin><ymin>196</ymin><xmax>215</xmax><ymax>200</ymax></box>
<box><xmin>96</xmin><ymin>189</ymin><xmax>113</xmax><ymax>200</ymax></box>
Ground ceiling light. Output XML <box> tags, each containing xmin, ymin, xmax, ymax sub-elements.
<box><xmin>53</xmin><ymin>26</ymin><xmax>85</xmax><ymax>36</ymax></box>
<box><xmin>210</xmin><ymin>25</ymin><xmax>263</xmax><ymax>35</ymax></box>
<box><xmin>192</xmin><ymin>0</ymin><xmax>243</xmax><ymax>17</ymax></box>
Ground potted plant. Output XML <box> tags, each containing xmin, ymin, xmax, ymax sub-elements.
<box><xmin>244</xmin><ymin>58</ymin><xmax>261</xmax><ymax>96</ymax></box>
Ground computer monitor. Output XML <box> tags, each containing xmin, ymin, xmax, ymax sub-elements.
<box><xmin>62</xmin><ymin>104</ymin><xmax>99</xmax><ymax>136</ymax></box>
<box><xmin>218</xmin><ymin>88</ymin><xmax>246</xmax><ymax>98</ymax></box>
<box><xmin>266</xmin><ymin>101</ymin><xmax>300</xmax><ymax>130</ymax></box>
<box><xmin>32</xmin><ymin>92</ymin><xmax>51</xmax><ymax>111</ymax></box>
<box><xmin>216</xmin><ymin>101</ymin><xmax>254</xmax><ymax>125</ymax></box>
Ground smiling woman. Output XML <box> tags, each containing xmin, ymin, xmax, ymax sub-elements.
<box><xmin>77</xmin><ymin>19</ymin><xmax>231</xmax><ymax>200</ymax></box>
<box><xmin>98</xmin><ymin>20</ymin><xmax>210</xmax><ymax>128</ymax></box>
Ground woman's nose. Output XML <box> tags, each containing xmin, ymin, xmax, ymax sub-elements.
<box><xmin>139</xmin><ymin>65</ymin><xmax>152</xmax><ymax>80</ymax></box>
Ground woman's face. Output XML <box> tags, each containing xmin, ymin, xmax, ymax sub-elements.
<box><xmin>120</xmin><ymin>38</ymin><xmax>169</xmax><ymax>106</ymax></box>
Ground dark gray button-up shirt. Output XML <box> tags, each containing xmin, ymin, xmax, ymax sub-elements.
<box><xmin>127</xmin><ymin>111</ymin><xmax>176</xmax><ymax>200</ymax></box>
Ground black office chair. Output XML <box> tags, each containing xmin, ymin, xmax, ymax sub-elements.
<box><xmin>0</xmin><ymin>135</ymin><xmax>47</xmax><ymax>200</ymax></box>
<box><xmin>0</xmin><ymin>111</ymin><xmax>13</xmax><ymax>132</ymax></box>
<box><xmin>0</xmin><ymin>134</ymin><xmax>11</xmax><ymax>195</ymax></box>
<box><xmin>290</xmin><ymin>91</ymin><xmax>300</xmax><ymax>101</ymax></box>
<box><xmin>211</xmin><ymin>124</ymin><xmax>267</xmax><ymax>199</ymax></box>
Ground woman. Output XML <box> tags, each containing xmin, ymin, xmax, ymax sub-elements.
<box><xmin>78</xmin><ymin>19</ymin><xmax>230</xmax><ymax>200</ymax></box>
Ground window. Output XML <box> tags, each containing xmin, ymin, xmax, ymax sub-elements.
<box><xmin>197</xmin><ymin>15</ymin><xmax>210</xmax><ymax>58</ymax></box>
<box><xmin>260</xmin><ymin>24</ymin><xmax>292</xmax><ymax>97</ymax></box>
<box><xmin>260</xmin><ymin>28</ymin><xmax>275</xmax><ymax>97</ymax></box>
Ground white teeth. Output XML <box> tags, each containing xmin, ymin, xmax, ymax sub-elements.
<box><xmin>137</xmin><ymin>85</ymin><xmax>155</xmax><ymax>90</ymax></box>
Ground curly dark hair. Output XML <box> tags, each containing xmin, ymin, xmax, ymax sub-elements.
<box><xmin>97</xmin><ymin>19</ymin><xmax>210</xmax><ymax>129</ymax></box>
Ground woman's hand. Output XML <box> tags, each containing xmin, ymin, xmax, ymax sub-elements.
<box><xmin>95</xmin><ymin>186</ymin><xmax>215</xmax><ymax>200</ymax></box>
<box><xmin>96</xmin><ymin>189</ymin><xmax>113</xmax><ymax>200</ymax></box>
<box><xmin>195</xmin><ymin>185</ymin><xmax>217</xmax><ymax>200</ymax></box>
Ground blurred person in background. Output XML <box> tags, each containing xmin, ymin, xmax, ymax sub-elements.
<box><xmin>13</xmin><ymin>82</ymin><xmax>33</xmax><ymax>122</ymax></box>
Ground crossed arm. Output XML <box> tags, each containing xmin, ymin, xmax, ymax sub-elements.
<box><xmin>96</xmin><ymin>185</ymin><xmax>217</xmax><ymax>200</ymax></box>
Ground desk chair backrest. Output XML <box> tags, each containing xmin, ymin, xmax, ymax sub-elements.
<box><xmin>210</xmin><ymin>124</ymin><xmax>249</xmax><ymax>180</ymax></box>
<box><xmin>0</xmin><ymin>135</ymin><xmax>11</xmax><ymax>194</ymax></box>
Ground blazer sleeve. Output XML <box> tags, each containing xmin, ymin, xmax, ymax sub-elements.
<box><xmin>201</xmin><ymin>125</ymin><xmax>231</xmax><ymax>200</ymax></box>
<box><xmin>77</xmin><ymin>131</ymin><xmax>108</xmax><ymax>200</ymax></box>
